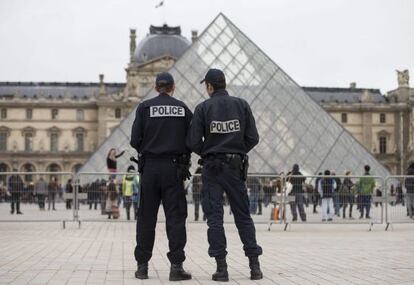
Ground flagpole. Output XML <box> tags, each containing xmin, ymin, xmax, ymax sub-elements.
<box><xmin>155</xmin><ymin>0</ymin><xmax>167</xmax><ymax>25</ymax></box>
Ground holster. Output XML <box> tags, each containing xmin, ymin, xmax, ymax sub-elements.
<box><xmin>174</xmin><ymin>154</ymin><xmax>192</xmax><ymax>181</ymax></box>
<box><xmin>241</xmin><ymin>155</ymin><xmax>249</xmax><ymax>181</ymax></box>
<box><xmin>137</xmin><ymin>154</ymin><xmax>145</xmax><ymax>174</ymax></box>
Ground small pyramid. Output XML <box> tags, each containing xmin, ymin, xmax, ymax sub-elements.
<box><xmin>80</xmin><ymin>13</ymin><xmax>389</xmax><ymax>178</ymax></box>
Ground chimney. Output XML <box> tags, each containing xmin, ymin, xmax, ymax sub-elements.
<box><xmin>130</xmin><ymin>29</ymin><xmax>137</xmax><ymax>62</ymax></box>
<box><xmin>350</xmin><ymin>82</ymin><xmax>356</xmax><ymax>89</ymax></box>
<box><xmin>191</xmin><ymin>30</ymin><xmax>198</xmax><ymax>43</ymax></box>
<box><xmin>99</xmin><ymin>74</ymin><xmax>105</xmax><ymax>96</ymax></box>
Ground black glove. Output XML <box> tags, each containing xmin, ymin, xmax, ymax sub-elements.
<box><xmin>175</xmin><ymin>155</ymin><xmax>192</xmax><ymax>181</ymax></box>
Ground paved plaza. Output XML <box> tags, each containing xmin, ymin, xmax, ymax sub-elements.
<box><xmin>0</xmin><ymin>202</ymin><xmax>414</xmax><ymax>285</ymax></box>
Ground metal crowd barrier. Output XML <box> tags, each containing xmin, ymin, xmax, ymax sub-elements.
<box><xmin>1</xmin><ymin>171</ymin><xmax>413</xmax><ymax>231</ymax></box>
<box><xmin>384</xmin><ymin>176</ymin><xmax>414</xmax><ymax>231</ymax></box>
<box><xmin>75</xmin><ymin>172</ymin><xmax>140</xmax><ymax>225</ymax></box>
<box><xmin>0</xmin><ymin>171</ymin><xmax>74</xmax><ymax>227</ymax></box>
<box><xmin>270</xmin><ymin>175</ymin><xmax>386</xmax><ymax>231</ymax></box>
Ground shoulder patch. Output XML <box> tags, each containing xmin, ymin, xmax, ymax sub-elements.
<box><xmin>150</xmin><ymin>105</ymin><xmax>185</xmax><ymax>117</ymax></box>
<box><xmin>210</xmin><ymin>120</ymin><xmax>241</xmax><ymax>134</ymax></box>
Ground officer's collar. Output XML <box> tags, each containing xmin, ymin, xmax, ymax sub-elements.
<box><xmin>211</xmin><ymin>89</ymin><xmax>229</xmax><ymax>98</ymax></box>
<box><xmin>159</xmin><ymin>92</ymin><xmax>171</xmax><ymax>97</ymax></box>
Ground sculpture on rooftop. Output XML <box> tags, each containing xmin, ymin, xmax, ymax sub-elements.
<box><xmin>397</xmin><ymin>69</ymin><xmax>409</xmax><ymax>88</ymax></box>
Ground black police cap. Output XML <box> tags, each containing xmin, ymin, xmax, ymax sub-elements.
<box><xmin>156</xmin><ymin>72</ymin><xmax>174</xmax><ymax>87</ymax></box>
<box><xmin>200</xmin><ymin>68</ymin><xmax>226</xmax><ymax>84</ymax></box>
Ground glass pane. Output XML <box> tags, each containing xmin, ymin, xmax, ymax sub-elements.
<box><xmin>78</xmin><ymin>13</ymin><xmax>390</xmax><ymax>180</ymax></box>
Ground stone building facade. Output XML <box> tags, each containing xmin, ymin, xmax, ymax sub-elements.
<box><xmin>0</xmin><ymin>25</ymin><xmax>192</xmax><ymax>182</ymax></box>
<box><xmin>0</xmin><ymin>23</ymin><xmax>412</xmax><ymax>179</ymax></box>
<box><xmin>304</xmin><ymin>70</ymin><xmax>413</xmax><ymax>175</ymax></box>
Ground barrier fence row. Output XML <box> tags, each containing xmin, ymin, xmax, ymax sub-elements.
<box><xmin>0</xmin><ymin>172</ymin><xmax>413</xmax><ymax>230</ymax></box>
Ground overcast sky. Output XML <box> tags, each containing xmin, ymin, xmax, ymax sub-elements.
<box><xmin>0</xmin><ymin>0</ymin><xmax>412</xmax><ymax>93</ymax></box>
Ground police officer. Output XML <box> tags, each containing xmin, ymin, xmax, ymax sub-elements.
<box><xmin>130</xmin><ymin>72</ymin><xmax>192</xmax><ymax>281</ymax></box>
<box><xmin>187</xmin><ymin>68</ymin><xmax>263</xmax><ymax>281</ymax></box>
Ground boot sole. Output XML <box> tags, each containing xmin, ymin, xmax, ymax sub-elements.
<box><xmin>251</xmin><ymin>274</ymin><xmax>263</xmax><ymax>280</ymax></box>
<box><xmin>212</xmin><ymin>276</ymin><xmax>229</xmax><ymax>282</ymax></box>
<box><xmin>135</xmin><ymin>273</ymin><xmax>148</xmax><ymax>280</ymax></box>
<box><xmin>135</xmin><ymin>275</ymin><xmax>149</xmax><ymax>280</ymax></box>
<box><xmin>169</xmin><ymin>276</ymin><xmax>192</xmax><ymax>281</ymax></box>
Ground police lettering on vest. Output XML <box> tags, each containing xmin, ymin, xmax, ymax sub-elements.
<box><xmin>210</xmin><ymin>120</ymin><xmax>241</xmax><ymax>134</ymax></box>
<box><xmin>150</xmin><ymin>105</ymin><xmax>185</xmax><ymax>117</ymax></box>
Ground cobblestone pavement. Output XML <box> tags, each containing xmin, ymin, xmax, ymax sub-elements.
<box><xmin>0</xmin><ymin>203</ymin><xmax>414</xmax><ymax>284</ymax></box>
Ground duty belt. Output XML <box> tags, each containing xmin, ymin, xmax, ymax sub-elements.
<box><xmin>204</xmin><ymin>153</ymin><xmax>243</xmax><ymax>162</ymax></box>
<box><xmin>143</xmin><ymin>153</ymin><xmax>185</xmax><ymax>160</ymax></box>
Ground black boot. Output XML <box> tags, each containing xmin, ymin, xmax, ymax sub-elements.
<box><xmin>169</xmin><ymin>263</ymin><xmax>192</xmax><ymax>281</ymax></box>
<box><xmin>249</xmin><ymin>256</ymin><xmax>263</xmax><ymax>280</ymax></box>
<box><xmin>212</xmin><ymin>258</ymin><xmax>229</xmax><ymax>282</ymax></box>
<box><xmin>135</xmin><ymin>263</ymin><xmax>148</xmax><ymax>279</ymax></box>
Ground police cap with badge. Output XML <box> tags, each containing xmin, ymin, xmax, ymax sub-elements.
<box><xmin>200</xmin><ymin>68</ymin><xmax>226</xmax><ymax>85</ymax></box>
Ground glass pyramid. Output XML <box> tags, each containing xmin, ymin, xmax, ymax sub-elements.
<box><xmin>79</xmin><ymin>13</ymin><xmax>390</xmax><ymax>178</ymax></box>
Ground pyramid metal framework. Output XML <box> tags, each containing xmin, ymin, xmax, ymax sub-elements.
<box><xmin>79</xmin><ymin>13</ymin><xmax>390</xmax><ymax>177</ymax></box>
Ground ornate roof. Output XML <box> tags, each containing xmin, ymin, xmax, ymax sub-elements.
<box><xmin>303</xmin><ymin>87</ymin><xmax>386</xmax><ymax>103</ymax></box>
<box><xmin>0</xmin><ymin>82</ymin><xmax>125</xmax><ymax>99</ymax></box>
<box><xmin>132</xmin><ymin>24</ymin><xmax>190</xmax><ymax>64</ymax></box>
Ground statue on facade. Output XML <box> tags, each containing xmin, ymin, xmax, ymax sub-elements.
<box><xmin>12</xmin><ymin>140</ymin><xmax>18</xmax><ymax>152</ymax></box>
<box><xmin>397</xmin><ymin>69</ymin><xmax>409</xmax><ymax>87</ymax></box>
<box><xmin>130</xmin><ymin>29</ymin><xmax>136</xmax><ymax>62</ymax></box>
<box><xmin>39</xmin><ymin>139</ymin><xmax>44</xmax><ymax>151</ymax></box>
<box><xmin>64</xmin><ymin>140</ymin><xmax>70</xmax><ymax>152</ymax></box>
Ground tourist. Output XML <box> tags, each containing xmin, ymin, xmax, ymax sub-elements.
<box><xmin>332</xmin><ymin>171</ymin><xmax>341</xmax><ymax>217</ymax></box>
<box><xmin>318</xmin><ymin>170</ymin><xmax>337</xmax><ymax>222</ymax></box>
<box><xmin>404</xmin><ymin>162</ymin><xmax>414</xmax><ymax>219</ymax></box>
<box><xmin>341</xmin><ymin>171</ymin><xmax>354</xmax><ymax>219</ymax></box>
<box><xmin>106</xmin><ymin>148</ymin><xmax>125</xmax><ymax>174</ymax></box>
<box><xmin>313</xmin><ymin>172</ymin><xmax>323</xmax><ymax>214</ymax></box>
<box><xmin>65</xmin><ymin>179</ymin><xmax>73</xmax><ymax>209</ymax></box>
<box><xmin>357</xmin><ymin>165</ymin><xmax>376</xmax><ymax>219</ymax></box>
<box><xmin>8</xmin><ymin>171</ymin><xmax>24</xmax><ymax>214</ymax></box>
<box><xmin>287</xmin><ymin>164</ymin><xmax>306</xmax><ymax>222</ymax></box>
<box><xmin>88</xmin><ymin>180</ymin><xmax>100</xmax><ymax>210</ymax></box>
<box><xmin>122</xmin><ymin>165</ymin><xmax>137</xmax><ymax>220</ymax></box>
<box><xmin>48</xmin><ymin>176</ymin><xmax>58</xmax><ymax>211</ymax></box>
<box><xmin>192</xmin><ymin>167</ymin><xmax>204</xmax><ymax>221</ymax></box>
<box><xmin>247</xmin><ymin>176</ymin><xmax>262</xmax><ymax>215</ymax></box>
<box><xmin>34</xmin><ymin>176</ymin><xmax>48</xmax><ymax>210</ymax></box>
<box><xmin>106</xmin><ymin>177</ymin><xmax>119</xmax><ymax>219</ymax></box>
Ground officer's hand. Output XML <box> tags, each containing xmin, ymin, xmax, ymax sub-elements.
<box><xmin>185</xmin><ymin>170</ymin><xmax>192</xmax><ymax>180</ymax></box>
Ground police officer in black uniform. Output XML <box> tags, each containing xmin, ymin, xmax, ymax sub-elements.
<box><xmin>130</xmin><ymin>72</ymin><xmax>192</xmax><ymax>281</ymax></box>
<box><xmin>187</xmin><ymin>69</ymin><xmax>263</xmax><ymax>281</ymax></box>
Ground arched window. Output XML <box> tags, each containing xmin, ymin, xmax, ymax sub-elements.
<box><xmin>72</xmin><ymin>127</ymin><xmax>87</xmax><ymax>152</ymax></box>
<box><xmin>47</xmin><ymin>163</ymin><xmax>61</xmax><ymax>172</ymax></box>
<box><xmin>0</xmin><ymin>126</ymin><xmax>10</xmax><ymax>151</ymax></box>
<box><xmin>21</xmin><ymin>163</ymin><xmax>35</xmax><ymax>182</ymax></box>
<box><xmin>0</xmin><ymin>163</ymin><xmax>9</xmax><ymax>185</ymax></box>
<box><xmin>379</xmin><ymin>136</ymin><xmax>387</xmax><ymax>154</ymax></box>
<box><xmin>115</xmin><ymin>108</ymin><xmax>121</xmax><ymax>119</ymax></box>
<box><xmin>72</xmin><ymin>164</ymin><xmax>83</xmax><ymax>173</ymax></box>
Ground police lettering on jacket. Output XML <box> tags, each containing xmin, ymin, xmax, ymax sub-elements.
<box><xmin>150</xmin><ymin>105</ymin><xmax>185</xmax><ymax>117</ymax></box>
<box><xmin>186</xmin><ymin>89</ymin><xmax>259</xmax><ymax>156</ymax></box>
<box><xmin>210</xmin><ymin>120</ymin><xmax>240</xmax><ymax>134</ymax></box>
<box><xmin>130</xmin><ymin>94</ymin><xmax>193</xmax><ymax>156</ymax></box>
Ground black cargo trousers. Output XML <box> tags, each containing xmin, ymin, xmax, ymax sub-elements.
<box><xmin>201</xmin><ymin>156</ymin><xmax>263</xmax><ymax>258</ymax></box>
<box><xmin>134</xmin><ymin>158</ymin><xmax>188</xmax><ymax>264</ymax></box>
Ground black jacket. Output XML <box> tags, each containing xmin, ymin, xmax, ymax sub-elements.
<box><xmin>405</xmin><ymin>167</ymin><xmax>414</xmax><ymax>194</ymax></box>
<box><xmin>8</xmin><ymin>175</ymin><xmax>24</xmax><ymax>193</ymax></box>
<box><xmin>186</xmin><ymin>89</ymin><xmax>259</xmax><ymax>156</ymax></box>
<box><xmin>130</xmin><ymin>93</ymin><xmax>193</xmax><ymax>156</ymax></box>
<box><xmin>287</xmin><ymin>171</ymin><xmax>305</xmax><ymax>194</ymax></box>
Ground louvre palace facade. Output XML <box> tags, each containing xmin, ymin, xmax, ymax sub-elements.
<box><xmin>0</xmin><ymin>16</ymin><xmax>413</xmax><ymax>181</ymax></box>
